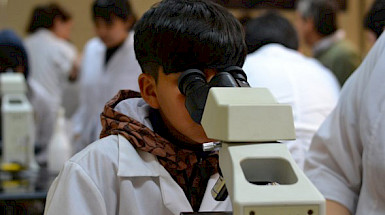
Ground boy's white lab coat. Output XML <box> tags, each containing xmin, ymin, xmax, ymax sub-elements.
<box><xmin>44</xmin><ymin>134</ymin><xmax>232</xmax><ymax>215</ymax></box>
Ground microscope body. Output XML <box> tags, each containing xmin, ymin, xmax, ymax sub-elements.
<box><xmin>0</xmin><ymin>73</ymin><xmax>38</xmax><ymax>170</ymax></box>
<box><xmin>201</xmin><ymin>87</ymin><xmax>325</xmax><ymax>215</ymax></box>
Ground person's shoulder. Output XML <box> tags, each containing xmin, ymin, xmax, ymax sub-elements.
<box><xmin>244</xmin><ymin>44</ymin><xmax>285</xmax><ymax>65</ymax></box>
<box><xmin>115</xmin><ymin>32</ymin><xmax>135</xmax><ymax>56</ymax></box>
<box><xmin>84</xmin><ymin>37</ymin><xmax>104</xmax><ymax>49</ymax></box>
<box><xmin>24</xmin><ymin>30</ymin><xmax>44</xmax><ymax>46</ymax></box>
<box><xmin>69</xmin><ymin>135</ymin><xmax>120</xmax><ymax>168</ymax></box>
<box><xmin>83</xmin><ymin>37</ymin><xmax>105</xmax><ymax>54</ymax></box>
<box><xmin>331</xmin><ymin>39</ymin><xmax>360</xmax><ymax>58</ymax></box>
<box><xmin>300</xmin><ymin>53</ymin><xmax>330</xmax><ymax>70</ymax></box>
<box><xmin>122</xmin><ymin>31</ymin><xmax>135</xmax><ymax>48</ymax></box>
<box><xmin>53</xmin><ymin>37</ymin><xmax>77</xmax><ymax>54</ymax></box>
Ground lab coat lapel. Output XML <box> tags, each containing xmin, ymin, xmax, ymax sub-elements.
<box><xmin>117</xmin><ymin>134</ymin><xmax>193</xmax><ymax>214</ymax></box>
<box><xmin>105</xmin><ymin>33</ymin><xmax>132</xmax><ymax>73</ymax></box>
<box><xmin>158</xmin><ymin>165</ymin><xmax>193</xmax><ymax>214</ymax></box>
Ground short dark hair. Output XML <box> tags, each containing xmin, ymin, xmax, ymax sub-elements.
<box><xmin>92</xmin><ymin>0</ymin><xmax>136</xmax><ymax>24</ymax></box>
<box><xmin>364</xmin><ymin>0</ymin><xmax>385</xmax><ymax>38</ymax></box>
<box><xmin>297</xmin><ymin>0</ymin><xmax>338</xmax><ymax>36</ymax></box>
<box><xmin>245</xmin><ymin>11</ymin><xmax>299</xmax><ymax>54</ymax></box>
<box><xmin>27</xmin><ymin>3</ymin><xmax>72</xmax><ymax>33</ymax></box>
<box><xmin>134</xmin><ymin>0</ymin><xmax>247</xmax><ymax>80</ymax></box>
<box><xmin>0</xmin><ymin>30</ymin><xmax>29</xmax><ymax>79</ymax></box>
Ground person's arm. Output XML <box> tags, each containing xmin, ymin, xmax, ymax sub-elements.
<box><xmin>305</xmin><ymin>31</ymin><xmax>385</xmax><ymax>214</ymax></box>
<box><xmin>332</xmin><ymin>50</ymin><xmax>361</xmax><ymax>86</ymax></box>
<box><xmin>44</xmin><ymin>161</ymin><xmax>107</xmax><ymax>215</ymax></box>
<box><xmin>68</xmin><ymin>53</ymin><xmax>82</xmax><ymax>82</ymax></box>
<box><xmin>53</xmin><ymin>40</ymin><xmax>78</xmax><ymax>82</ymax></box>
<box><xmin>326</xmin><ymin>200</ymin><xmax>351</xmax><ymax>215</ymax></box>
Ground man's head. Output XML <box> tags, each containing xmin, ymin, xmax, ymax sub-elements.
<box><xmin>296</xmin><ymin>0</ymin><xmax>338</xmax><ymax>46</ymax></box>
<box><xmin>134</xmin><ymin>0</ymin><xmax>246</xmax><ymax>144</ymax></box>
<box><xmin>27</xmin><ymin>3</ymin><xmax>73</xmax><ymax>40</ymax></box>
<box><xmin>245</xmin><ymin>11</ymin><xmax>299</xmax><ymax>54</ymax></box>
<box><xmin>92</xmin><ymin>0</ymin><xmax>136</xmax><ymax>48</ymax></box>
<box><xmin>364</xmin><ymin>0</ymin><xmax>385</xmax><ymax>45</ymax></box>
<box><xmin>0</xmin><ymin>30</ymin><xmax>29</xmax><ymax>79</ymax></box>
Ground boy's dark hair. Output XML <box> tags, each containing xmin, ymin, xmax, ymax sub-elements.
<box><xmin>245</xmin><ymin>11</ymin><xmax>299</xmax><ymax>54</ymax></box>
<box><xmin>134</xmin><ymin>0</ymin><xmax>247</xmax><ymax>80</ymax></box>
<box><xmin>92</xmin><ymin>0</ymin><xmax>136</xmax><ymax>24</ymax></box>
<box><xmin>27</xmin><ymin>3</ymin><xmax>72</xmax><ymax>33</ymax></box>
<box><xmin>0</xmin><ymin>30</ymin><xmax>29</xmax><ymax>79</ymax></box>
<box><xmin>297</xmin><ymin>0</ymin><xmax>338</xmax><ymax>36</ymax></box>
<box><xmin>364</xmin><ymin>0</ymin><xmax>385</xmax><ymax>39</ymax></box>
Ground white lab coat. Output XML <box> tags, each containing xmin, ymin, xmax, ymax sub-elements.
<box><xmin>71</xmin><ymin>32</ymin><xmax>142</xmax><ymax>152</ymax></box>
<box><xmin>243</xmin><ymin>44</ymin><xmax>340</xmax><ymax>169</ymax></box>
<box><xmin>45</xmin><ymin>98</ymin><xmax>232</xmax><ymax>215</ymax></box>
<box><xmin>28</xmin><ymin>79</ymin><xmax>56</xmax><ymax>164</ymax></box>
<box><xmin>24</xmin><ymin>29</ymin><xmax>77</xmax><ymax>107</ymax></box>
<box><xmin>44</xmin><ymin>135</ymin><xmax>232</xmax><ymax>215</ymax></box>
<box><xmin>304</xmin><ymin>32</ymin><xmax>385</xmax><ymax>214</ymax></box>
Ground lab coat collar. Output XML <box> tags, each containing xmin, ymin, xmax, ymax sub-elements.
<box><xmin>117</xmin><ymin>134</ymin><xmax>160</xmax><ymax>177</ymax></box>
<box><xmin>113</xmin><ymin>98</ymin><xmax>229</xmax><ymax>213</ymax></box>
<box><xmin>105</xmin><ymin>31</ymin><xmax>134</xmax><ymax>71</ymax></box>
<box><xmin>117</xmin><ymin>134</ymin><xmax>193</xmax><ymax>213</ymax></box>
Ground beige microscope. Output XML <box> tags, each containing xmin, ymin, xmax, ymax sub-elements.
<box><xmin>0</xmin><ymin>72</ymin><xmax>38</xmax><ymax>171</ymax></box>
<box><xmin>201</xmin><ymin>87</ymin><xmax>325</xmax><ymax>215</ymax></box>
<box><xmin>178</xmin><ymin>67</ymin><xmax>325</xmax><ymax>215</ymax></box>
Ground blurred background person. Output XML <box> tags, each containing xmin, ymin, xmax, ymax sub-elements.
<box><xmin>296</xmin><ymin>0</ymin><xmax>361</xmax><ymax>86</ymax></box>
<box><xmin>243</xmin><ymin>11</ymin><xmax>340</xmax><ymax>169</ymax></box>
<box><xmin>0</xmin><ymin>29</ymin><xmax>55</xmax><ymax>166</ymax></box>
<box><xmin>71</xmin><ymin>0</ymin><xmax>142</xmax><ymax>153</ymax></box>
<box><xmin>24</xmin><ymin>3</ymin><xmax>79</xmax><ymax>120</ymax></box>
<box><xmin>304</xmin><ymin>29</ymin><xmax>385</xmax><ymax>215</ymax></box>
<box><xmin>364</xmin><ymin>0</ymin><xmax>385</xmax><ymax>47</ymax></box>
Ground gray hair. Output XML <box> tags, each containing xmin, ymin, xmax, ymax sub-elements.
<box><xmin>296</xmin><ymin>0</ymin><xmax>338</xmax><ymax>36</ymax></box>
<box><xmin>296</xmin><ymin>0</ymin><xmax>312</xmax><ymax>18</ymax></box>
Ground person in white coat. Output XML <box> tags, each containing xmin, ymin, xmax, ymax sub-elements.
<box><xmin>71</xmin><ymin>0</ymin><xmax>142</xmax><ymax>152</ymax></box>
<box><xmin>242</xmin><ymin>11</ymin><xmax>340</xmax><ymax>169</ymax></box>
<box><xmin>24</xmin><ymin>3</ymin><xmax>78</xmax><ymax>112</ymax></box>
<box><xmin>44</xmin><ymin>0</ymin><xmax>247</xmax><ymax>214</ymax></box>
<box><xmin>304</xmin><ymin>24</ymin><xmax>385</xmax><ymax>215</ymax></box>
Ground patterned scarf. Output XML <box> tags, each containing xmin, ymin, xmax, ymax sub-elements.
<box><xmin>100</xmin><ymin>90</ymin><xmax>219</xmax><ymax>211</ymax></box>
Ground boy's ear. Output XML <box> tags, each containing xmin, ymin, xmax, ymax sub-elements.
<box><xmin>138</xmin><ymin>73</ymin><xmax>160</xmax><ymax>109</ymax></box>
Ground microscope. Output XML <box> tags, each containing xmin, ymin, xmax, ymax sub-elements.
<box><xmin>0</xmin><ymin>72</ymin><xmax>38</xmax><ymax>171</ymax></box>
<box><xmin>178</xmin><ymin>67</ymin><xmax>325</xmax><ymax>215</ymax></box>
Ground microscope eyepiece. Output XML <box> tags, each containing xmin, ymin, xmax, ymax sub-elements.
<box><xmin>178</xmin><ymin>69</ymin><xmax>210</xmax><ymax>124</ymax></box>
<box><xmin>177</xmin><ymin>69</ymin><xmax>206</xmax><ymax>96</ymax></box>
<box><xmin>223</xmin><ymin>66</ymin><xmax>250</xmax><ymax>87</ymax></box>
<box><xmin>178</xmin><ymin>66</ymin><xmax>250</xmax><ymax>124</ymax></box>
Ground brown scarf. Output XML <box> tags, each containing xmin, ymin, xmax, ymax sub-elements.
<box><xmin>100</xmin><ymin>90</ymin><xmax>219</xmax><ymax>211</ymax></box>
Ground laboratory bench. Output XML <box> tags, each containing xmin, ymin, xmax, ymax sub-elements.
<box><xmin>0</xmin><ymin>167</ymin><xmax>56</xmax><ymax>214</ymax></box>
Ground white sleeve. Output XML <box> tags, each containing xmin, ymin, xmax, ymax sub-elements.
<box><xmin>44</xmin><ymin>161</ymin><xmax>107</xmax><ymax>215</ymax></box>
<box><xmin>53</xmin><ymin>40</ymin><xmax>77</xmax><ymax>76</ymax></box>
<box><xmin>304</xmin><ymin>33</ymin><xmax>385</xmax><ymax>213</ymax></box>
